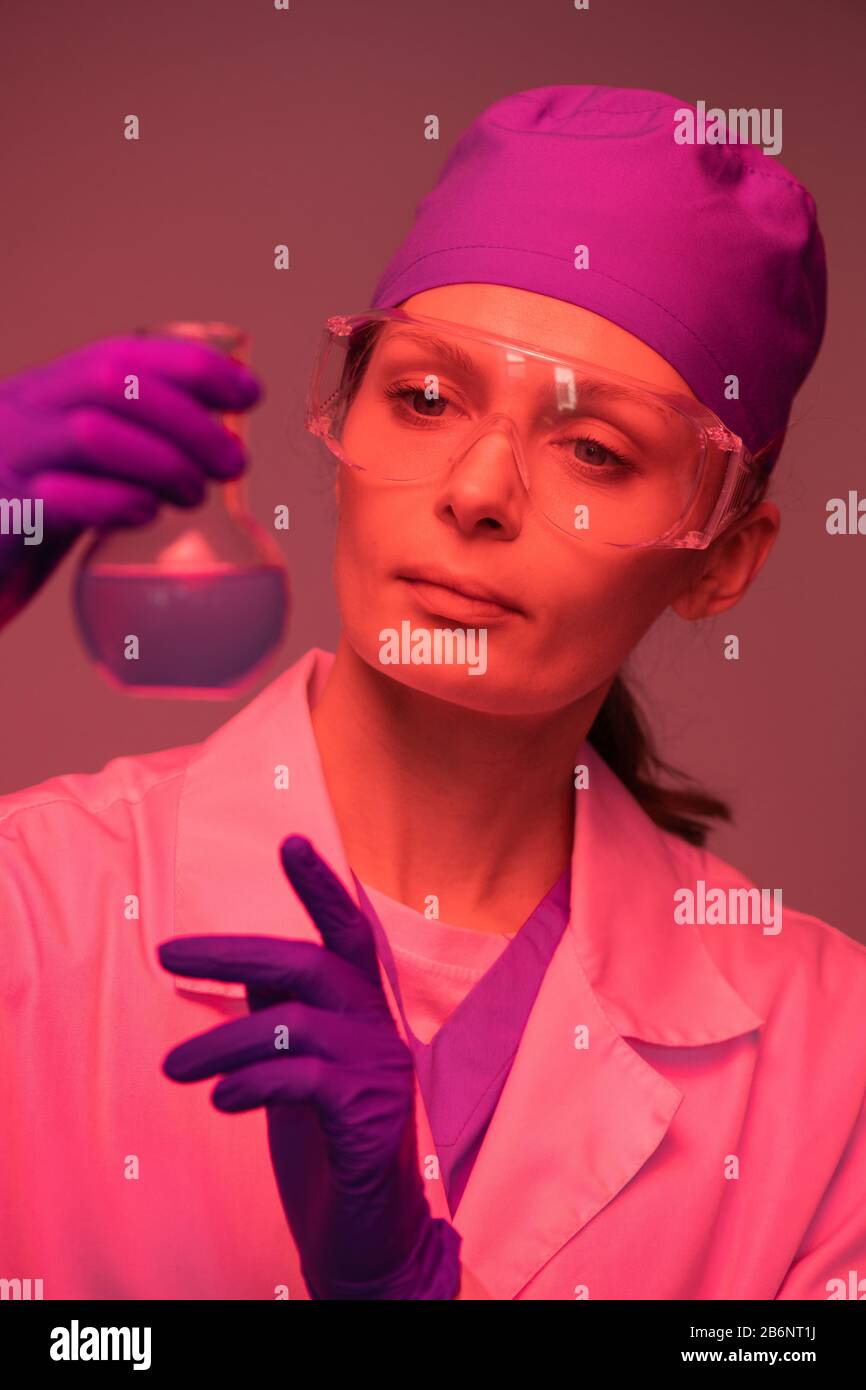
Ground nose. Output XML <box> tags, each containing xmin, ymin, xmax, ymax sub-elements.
<box><xmin>435</xmin><ymin>413</ymin><xmax>529</xmax><ymax>539</ymax></box>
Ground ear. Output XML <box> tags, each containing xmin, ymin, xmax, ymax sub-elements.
<box><xmin>671</xmin><ymin>502</ymin><xmax>781</xmax><ymax>620</ymax></box>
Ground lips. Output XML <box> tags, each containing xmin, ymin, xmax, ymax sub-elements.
<box><xmin>398</xmin><ymin>566</ymin><xmax>524</xmax><ymax>621</ymax></box>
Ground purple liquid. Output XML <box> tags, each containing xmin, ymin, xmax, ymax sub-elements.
<box><xmin>74</xmin><ymin>565</ymin><xmax>289</xmax><ymax>695</ymax></box>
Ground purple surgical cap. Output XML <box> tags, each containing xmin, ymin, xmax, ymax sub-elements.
<box><xmin>370</xmin><ymin>84</ymin><xmax>827</xmax><ymax>469</ymax></box>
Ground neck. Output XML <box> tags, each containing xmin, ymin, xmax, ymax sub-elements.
<box><xmin>310</xmin><ymin>636</ymin><xmax>608</xmax><ymax>933</ymax></box>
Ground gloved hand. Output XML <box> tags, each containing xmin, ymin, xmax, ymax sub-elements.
<box><xmin>0</xmin><ymin>335</ymin><xmax>260</xmax><ymax>627</ymax></box>
<box><xmin>158</xmin><ymin>834</ymin><xmax>462</xmax><ymax>1301</ymax></box>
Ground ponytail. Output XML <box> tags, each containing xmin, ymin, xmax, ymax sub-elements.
<box><xmin>587</xmin><ymin>675</ymin><xmax>731</xmax><ymax>847</ymax></box>
<box><xmin>591</xmin><ymin>440</ymin><xmax>777</xmax><ymax>847</ymax></box>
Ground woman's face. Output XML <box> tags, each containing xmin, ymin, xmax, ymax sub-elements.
<box><xmin>330</xmin><ymin>283</ymin><xmax>741</xmax><ymax>715</ymax></box>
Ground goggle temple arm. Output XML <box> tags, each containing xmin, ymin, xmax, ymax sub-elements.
<box><xmin>686</xmin><ymin>427</ymin><xmax>762</xmax><ymax>546</ymax></box>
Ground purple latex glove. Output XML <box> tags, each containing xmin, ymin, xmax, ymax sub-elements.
<box><xmin>0</xmin><ymin>335</ymin><xmax>261</xmax><ymax>627</ymax></box>
<box><xmin>158</xmin><ymin>834</ymin><xmax>462</xmax><ymax>1301</ymax></box>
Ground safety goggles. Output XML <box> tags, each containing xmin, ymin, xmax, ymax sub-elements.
<box><xmin>305</xmin><ymin>308</ymin><xmax>766</xmax><ymax>549</ymax></box>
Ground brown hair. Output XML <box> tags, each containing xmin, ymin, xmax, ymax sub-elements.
<box><xmin>324</xmin><ymin>315</ymin><xmax>778</xmax><ymax>848</ymax></box>
<box><xmin>587</xmin><ymin>679</ymin><xmax>730</xmax><ymax>847</ymax></box>
<box><xmin>588</xmin><ymin>448</ymin><xmax>776</xmax><ymax>847</ymax></box>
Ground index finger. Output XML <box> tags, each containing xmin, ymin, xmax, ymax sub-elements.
<box><xmin>279</xmin><ymin>836</ymin><xmax>381</xmax><ymax>985</ymax></box>
<box><xmin>131</xmin><ymin>336</ymin><xmax>263</xmax><ymax>411</ymax></box>
<box><xmin>39</xmin><ymin>335</ymin><xmax>262</xmax><ymax>415</ymax></box>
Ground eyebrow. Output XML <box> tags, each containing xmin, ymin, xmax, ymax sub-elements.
<box><xmin>378</xmin><ymin>329</ymin><xmax>480</xmax><ymax>378</ymax></box>
<box><xmin>376</xmin><ymin>328</ymin><xmax>680</xmax><ymax>425</ymax></box>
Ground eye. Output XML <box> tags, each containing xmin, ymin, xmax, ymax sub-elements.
<box><xmin>566</xmin><ymin>435</ymin><xmax>633</xmax><ymax>472</ymax></box>
<box><xmin>383</xmin><ymin>381</ymin><xmax>453</xmax><ymax>420</ymax></box>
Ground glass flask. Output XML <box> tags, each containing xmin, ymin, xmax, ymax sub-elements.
<box><xmin>73</xmin><ymin>322</ymin><xmax>290</xmax><ymax>699</ymax></box>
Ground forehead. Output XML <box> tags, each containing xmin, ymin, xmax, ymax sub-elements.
<box><xmin>397</xmin><ymin>284</ymin><xmax>699</xmax><ymax>400</ymax></box>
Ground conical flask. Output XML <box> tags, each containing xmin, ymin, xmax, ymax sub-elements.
<box><xmin>73</xmin><ymin>322</ymin><xmax>290</xmax><ymax>698</ymax></box>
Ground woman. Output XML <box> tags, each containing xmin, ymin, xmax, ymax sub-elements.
<box><xmin>1</xmin><ymin>85</ymin><xmax>864</xmax><ymax>1301</ymax></box>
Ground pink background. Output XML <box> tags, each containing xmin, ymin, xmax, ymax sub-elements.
<box><xmin>1</xmin><ymin>0</ymin><xmax>863</xmax><ymax>938</ymax></box>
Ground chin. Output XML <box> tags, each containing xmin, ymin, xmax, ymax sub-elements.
<box><xmin>348</xmin><ymin>622</ymin><xmax>566</xmax><ymax>717</ymax></box>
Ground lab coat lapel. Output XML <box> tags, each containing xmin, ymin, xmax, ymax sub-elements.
<box><xmin>173</xmin><ymin>646</ymin><xmax>452</xmax><ymax>1224</ymax></box>
<box><xmin>453</xmin><ymin>745</ymin><xmax>765</xmax><ymax>1299</ymax></box>
<box><xmin>452</xmin><ymin>902</ymin><xmax>684</xmax><ymax>1299</ymax></box>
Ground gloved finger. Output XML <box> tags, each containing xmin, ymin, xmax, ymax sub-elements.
<box><xmin>29</xmin><ymin>472</ymin><xmax>162</xmax><ymax>530</ymax></box>
<box><xmin>10</xmin><ymin>372</ymin><xmax>247</xmax><ymax>481</ymax></box>
<box><xmin>209</xmin><ymin>1056</ymin><xmax>340</xmax><ymax>1118</ymax></box>
<box><xmin>21</xmin><ymin>411</ymin><xmax>211</xmax><ymax>505</ymax></box>
<box><xmin>157</xmin><ymin>935</ymin><xmax>383</xmax><ymax>1012</ymax></box>
<box><xmin>13</xmin><ymin>335</ymin><xmax>262</xmax><ymax>415</ymax></box>
<box><xmin>161</xmin><ymin>1001</ymin><xmax>389</xmax><ymax>1082</ymax></box>
<box><xmin>279</xmin><ymin>836</ymin><xmax>381</xmax><ymax>985</ymax></box>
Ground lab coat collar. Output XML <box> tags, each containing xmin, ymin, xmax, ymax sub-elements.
<box><xmin>173</xmin><ymin>645</ymin><xmax>763</xmax><ymax>1049</ymax></box>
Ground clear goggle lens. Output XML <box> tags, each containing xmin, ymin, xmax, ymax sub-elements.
<box><xmin>306</xmin><ymin>311</ymin><xmax>754</xmax><ymax>548</ymax></box>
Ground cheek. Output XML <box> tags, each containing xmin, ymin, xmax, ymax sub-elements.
<box><xmin>566</xmin><ymin>553</ymin><xmax>678</xmax><ymax>634</ymax></box>
<box><xmin>539</xmin><ymin>539</ymin><xmax>686</xmax><ymax>628</ymax></box>
<box><xmin>525</xmin><ymin>550</ymin><xmax>690</xmax><ymax>693</ymax></box>
<box><xmin>331</xmin><ymin>476</ymin><xmax>395</xmax><ymax>636</ymax></box>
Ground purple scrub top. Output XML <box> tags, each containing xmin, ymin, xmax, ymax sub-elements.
<box><xmin>352</xmin><ymin>866</ymin><xmax>572</xmax><ymax>1215</ymax></box>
